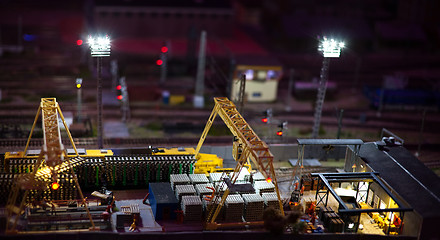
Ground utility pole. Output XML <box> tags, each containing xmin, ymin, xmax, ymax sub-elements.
<box><xmin>237</xmin><ymin>74</ymin><xmax>246</xmax><ymax>113</ymax></box>
<box><xmin>194</xmin><ymin>31</ymin><xmax>207</xmax><ymax>108</ymax></box>
<box><xmin>110</xmin><ymin>59</ymin><xmax>118</xmax><ymax>92</ymax></box>
<box><xmin>336</xmin><ymin>109</ymin><xmax>344</xmax><ymax>139</ymax></box>
<box><xmin>285</xmin><ymin>68</ymin><xmax>294</xmax><ymax>112</ymax></box>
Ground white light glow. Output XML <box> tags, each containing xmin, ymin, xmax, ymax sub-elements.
<box><xmin>88</xmin><ymin>35</ymin><xmax>111</xmax><ymax>57</ymax></box>
<box><xmin>319</xmin><ymin>36</ymin><xmax>345</xmax><ymax>58</ymax></box>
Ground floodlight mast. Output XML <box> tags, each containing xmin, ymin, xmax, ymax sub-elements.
<box><xmin>88</xmin><ymin>35</ymin><xmax>111</xmax><ymax>149</ymax></box>
<box><xmin>311</xmin><ymin>37</ymin><xmax>344</xmax><ymax>139</ymax></box>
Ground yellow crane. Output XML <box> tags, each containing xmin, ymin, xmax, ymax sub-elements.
<box><xmin>5</xmin><ymin>98</ymin><xmax>95</xmax><ymax>234</ymax></box>
<box><xmin>194</xmin><ymin>97</ymin><xmax>284</xmax><ymax>230</ymax></box>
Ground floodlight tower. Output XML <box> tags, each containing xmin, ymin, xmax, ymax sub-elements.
<box><xmin>88</xmin><ymin>35</ymin><xmax>111</xmax><ymax>149</ymax></box>
<box><xmin>311</xmin><ymin>37</ymin><xmax>344</xmax><ymax>139</ymax></box>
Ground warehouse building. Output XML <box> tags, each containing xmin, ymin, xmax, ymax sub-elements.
<box><xmin>344</xmin><ymin>138</ymin><xmax>440</xmax><ymax>240</ymax></box>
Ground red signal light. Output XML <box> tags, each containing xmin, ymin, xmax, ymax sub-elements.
<box><xmin>261</xmin><ymin>118</ymin><xmax>268</xmax><ymax>123</ymax></box>
<box><xmin>161</xmin><ymin>46</ymin><xmax>168</xmax><ymax>53</ymax></box>
<box><xmin>51</xmin><ymin>182</ymin><xmax>60</xmax><ymax>190</ymax></box>
<box><xmin>266</xmin><ymin>178</ymin><xmax>272</xmax><ymax>183</ymax></box>
<box><xmin>276</xmin><ymin>131</ymin><xmax>283</xmax><ymax>136</ymax></box>
<box><xmin>116</xmin><ymin>85</ymin><xmax>122</xmax><ymax>90</ymax></box>
<box><xmin>76</xmin><ymin>39</ymin><xmax>83</xmax><ymax>46</ymax></box>
<box><xmin>156</xmin><ymin>59</ymin><xmax>163</xmax><ymax>66</ymax></box>
<box><xmin>117</xmin><ymin>95</ymin><xmax>123</xmax><ymax>100</ymax></box>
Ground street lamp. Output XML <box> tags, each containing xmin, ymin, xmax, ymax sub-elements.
<box><xmin>88</xmin><ymin>35</ymin><xmax>111</xmax><ymax>149</ymax></box>
<box><xmin>311</xmin><ymin>37</ymin><xmax>344</xmax><ymax>139</ymax></box>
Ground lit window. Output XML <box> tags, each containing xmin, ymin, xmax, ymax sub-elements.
<box><xmin>257</xmin><ymin>70</ymin><xmax>267</xmax><ymax>80</ymax></box>
<box><xmin>245</xmin><ymin>69</ymin><xmax>254</xmax><ymax>80</ymax></box>
<box><xmin>267</xmin><ymin>70</ymin><xmax>277</xmax><ymax>80</ymax></box>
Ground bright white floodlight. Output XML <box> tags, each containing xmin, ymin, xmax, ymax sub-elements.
<box><xmin>88</xmin><ymin>35</ymin><xmax>111</xmax><ymax>57</ymax></box>
<box><xmin>318</xmin><ymin>37</ymin><xmax>344</xmax><ymax>58</ymax></box>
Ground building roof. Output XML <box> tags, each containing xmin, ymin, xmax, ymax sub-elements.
<box><xmin>359</xmin><ymin>142</ymin><xmax>440</xmax><ymax>218</ymax></box>
<box><xmin>297</xmin><ymin>139</ymin><xmax>363</xmax><ymax>146</ymax></box>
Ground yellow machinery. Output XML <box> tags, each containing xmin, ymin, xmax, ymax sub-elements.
<box><xmin>5</xmin><ymin>98</ymin><xmax>96</xmax><ymax>234</ymax></box>
<box><xmin>194</xmin><ymin>97</ymin><xmax>284</xmax><ymax>230</ymax></box>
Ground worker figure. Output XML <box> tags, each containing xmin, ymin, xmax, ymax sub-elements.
<box><xmin>306</xmin><ymin>202</ymin><xmax>316</xmax><ymax>215</ymax></box>
<box><xmin>129</xmin><ymin>218</ymin><xmax>139</xmax><ymax>232</ymax></box>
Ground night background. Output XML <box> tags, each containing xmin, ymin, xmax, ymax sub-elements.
<box><xmin>0</xmin><ymin>0</ymin><xmax>439</xmax><ymax>174</ymax></box>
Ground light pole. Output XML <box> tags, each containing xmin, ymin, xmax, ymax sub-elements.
<box><xmin>76</xmin><ymin>78</ymin><xmax>83</xmax><ymax>123</ymax></box>
<box><xmin>311</xmin><ymin>37</ymin><xmax>344</xmax><ymax>139</ymax></box>
<box><xmin>88</xmin><ymin>35</ymin><xmax>111</xmax><ymax>149</ymax></box>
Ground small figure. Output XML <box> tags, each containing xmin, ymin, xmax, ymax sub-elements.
<box><xmin>129</xmin><ymin>218</ymin><xmax>139</xmax><ymax>232</ymax></box>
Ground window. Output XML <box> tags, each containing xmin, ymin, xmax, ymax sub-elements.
<box><xmin>256</xmin><ymin>70</ymin><xmax>267</xmax><ymax>81</ymax></box>
<box><xmin>244</xmin><ymin>69</ymin><xmax>254</xmax><ymax>80</ymax></box>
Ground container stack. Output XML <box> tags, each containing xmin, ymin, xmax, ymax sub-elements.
<box><xmin>250</xmin><ymin>172</ymin><xmax>266</xmax><ymax>184</ymax></box>
<box><xmin>229</xmin><ymin>168</ymin><xmax>250</xmax><ymax>183</ymax></box>
<box><xmin>301</xmin><ymin>174</ymin><xmax>312</xmax><ymax>191</ymax></box>
<box><xmin>319</xmin><ymin>206</ymin><xmax>344</xmax><ymax>233</ymax></box>
<box><xmin>181</xmin><ymin>195</ymin><xmax>203</xmax><ymax>222</ymax></box>
<box><xmin>195</xmin><ymin>183</ymin><xmax>214</xmax><ymax>197</ymax></box>
<box><xmin>170</xmin><ymin>174</ymin><xmax>190</xmax><ymax>190</ymax></box>
<box><xmin>224</xmin><ymin>194</ymin><xmax>244</xmax><ymax>222</ymax></box>
<box><xmin>254</xmin><ymin>181</ymin><xmax>275</xmax><ymax>195</ymax></box>
<box><xmin>261</xmin><ymin>192</ymin><xmax>279</xmax><ymax>209</ymax></box>
<box><xmin>209</xmin><ymin>172</ymin><xmax>225</xmax><ymax>183</ymax></box>
<box><xmin>189</xmin><ymin>174</ymin><xmax>209</xmax><ymax>185</ymax></box>
<box><xmin>242</xmin><ymin>193</ymin><xmax>264</xmax><ymax>221</ymax></box>
<box><xmin>175</xmin><ymin>184</ymin><xmax>196</xmax><ymax>201</ymax></box>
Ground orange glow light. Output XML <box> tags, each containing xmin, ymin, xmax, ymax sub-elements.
<box><xmin>266</xmin><ymin>178</ymin><xmax>272</xmax><ymax>183</ymax></box>
<box><xmin>51</xmin><ymin>182</ymin><xmax>60</xmax><ymax>190</ymax></box>
<box><xmin>261</xmin><ymin>118</ymin><xmax>268</xmax><ymax>123</ymax></box>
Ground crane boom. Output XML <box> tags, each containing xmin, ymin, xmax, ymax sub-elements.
<box><xmin>6</xmin><ymin>98</ymin><xmax>93</xmax><ymax>234</ymax></box>
<box><xmin>195</xmin><ymin>97</ymin><xmax>284</xmax><ymax>228</ymax></box>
